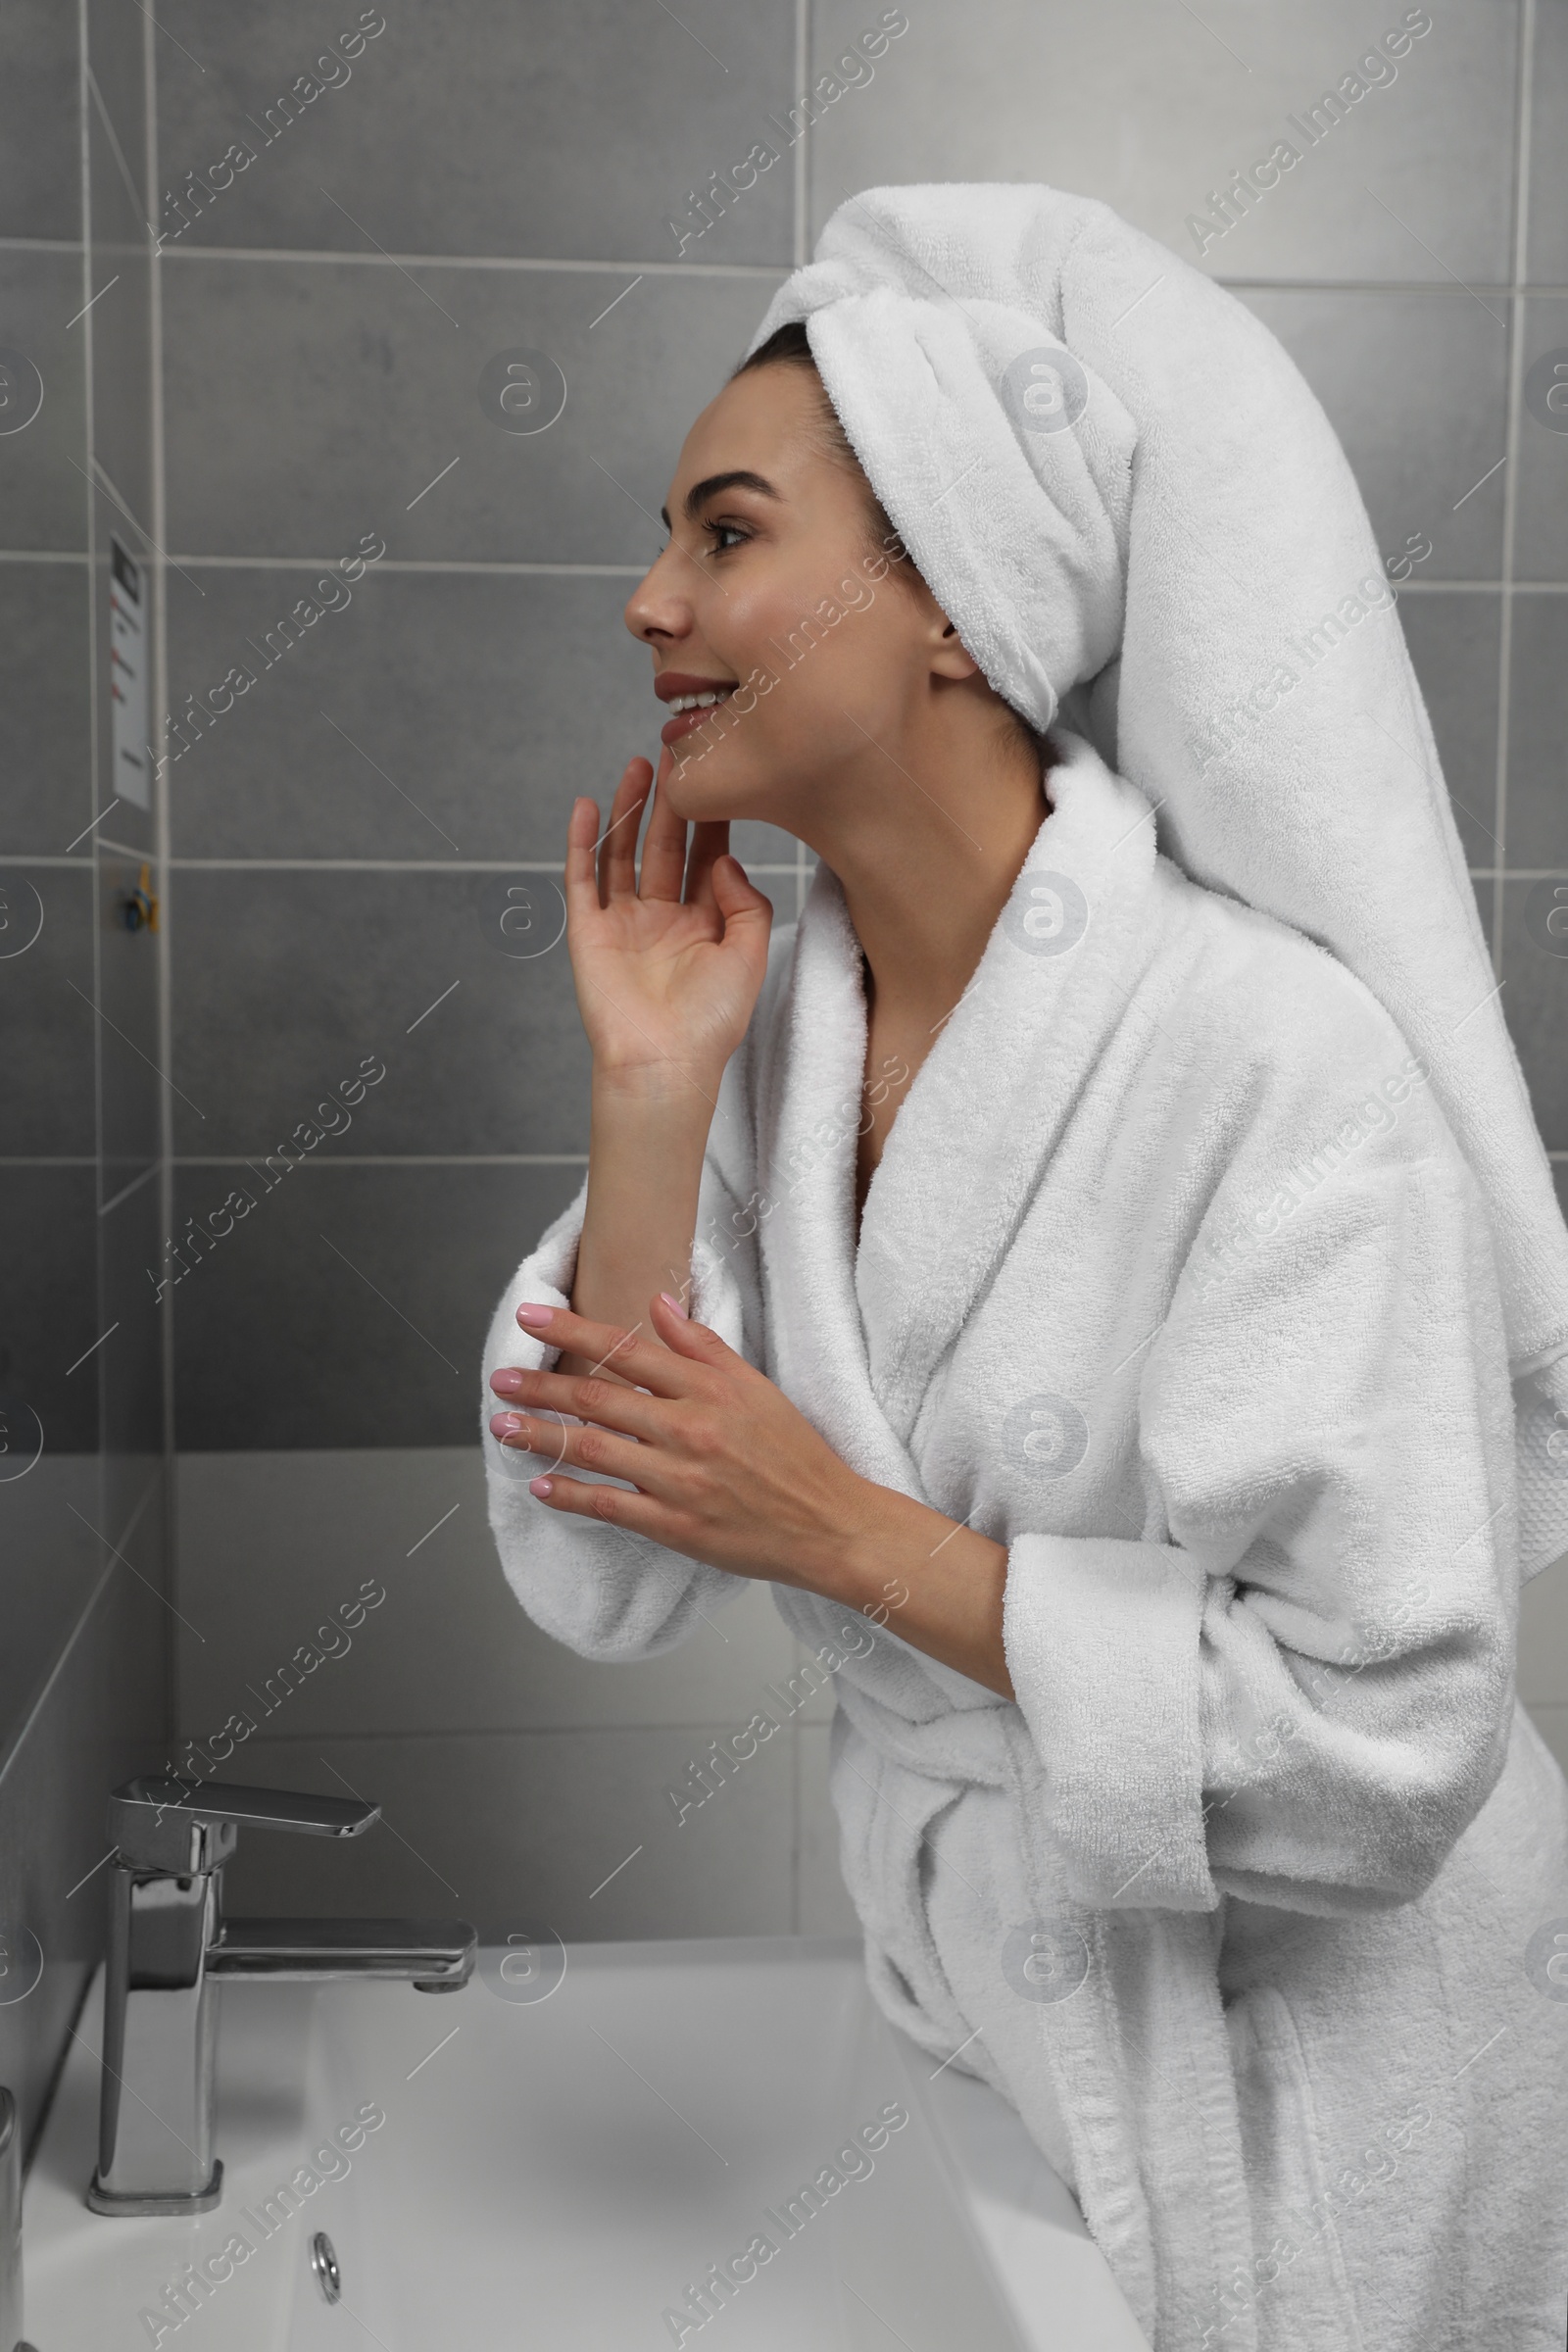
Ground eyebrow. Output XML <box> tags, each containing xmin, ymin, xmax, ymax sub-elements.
<box><xmin>659</xmin><ymin>469</ymin><xmax>783</xmax><ymax>530</ymax></box>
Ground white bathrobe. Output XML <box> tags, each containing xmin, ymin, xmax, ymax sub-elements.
<box><xmin>482</xmin><ymin>725</ymin><xmax>1568</xmax><ymax>2352</ymax></box>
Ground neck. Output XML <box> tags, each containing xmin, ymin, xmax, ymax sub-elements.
<box><xmin>795</xmin><ymin>701</ymin><xmax>1054</xmax><ymax>1034</ymax></box>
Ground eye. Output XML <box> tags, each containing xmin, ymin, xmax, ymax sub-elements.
<box><xmin>701</xmin><ymin>515</ymin><xmax>752</xmax><ymax>555</ymax></box>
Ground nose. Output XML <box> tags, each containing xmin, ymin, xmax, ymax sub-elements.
<box><xmin>623</xmin><ymin>541</ymin><xmax>693</xmax><ymax>650</ymax></box>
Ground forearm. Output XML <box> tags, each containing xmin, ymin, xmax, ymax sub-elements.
<box><xmin>494</xmin><ymin>1292</ymin><xmax>1016</xmax><ymax>1690</ymax></box>
<box><xmin>561</xmin><ymin>1065</ymin><xmax>717</xmax><ymax>1380</ymax></box>
<box><xmin>815</xmin><ymin>1485</ymin><xmax>1015</xmax><ymax>1699</ymax></box>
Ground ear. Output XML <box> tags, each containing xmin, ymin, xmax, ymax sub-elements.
<box><xmin>928</xmin><ymin>613</ymin><xmax>982</xmax><ymax>682</ymax></box>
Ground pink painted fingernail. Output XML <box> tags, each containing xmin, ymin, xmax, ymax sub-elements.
<box><xmin>529</xmin><ymin>1477</ymin><xmax>553</xmax><ymax>1498</ymax></box>
<box><xmin>490</xmin><ymin>1368</ymin><xmax>523</xmax><ymax>1395</ymax></box>
<box><xmin>490</xmin><ymin>1412</ymin><xmax>525</xmax><ymax>1438</ymax></box>
<box><xmin>660</xmin><ymin>1291</ymin><xmax>688</xmax><ymax>1317</ymax></box>
<box><xmin>516</xmin><ymin>1301</ymin><xmax>553</xmax><ymax>1328</ymax></box>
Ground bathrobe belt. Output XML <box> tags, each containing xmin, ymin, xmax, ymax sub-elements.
<box><xmin>832</xmin><ymin>1670</ymin><xmax>1016</xmax><ymax>1790</ymax></box>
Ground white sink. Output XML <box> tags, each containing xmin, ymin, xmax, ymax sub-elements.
<box><xmin>23</xmin><ymin>1937</ymin><xmax>1150</xmax><ymax>2350</ymax></box>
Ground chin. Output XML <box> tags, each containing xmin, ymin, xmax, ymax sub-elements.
<box><xmin>664</xmin><ymin>753</ymin><xmax>772</xmax><ymax>829</ymax></box>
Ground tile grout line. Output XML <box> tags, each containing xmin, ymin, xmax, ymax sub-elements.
<box><xmin>170</xmin><ymin>1155</ymin><xmax>592</xmax><ymax>1168</ymax></box>
<box><xmin>145</xmin><ymin>0</ymin><xmax>181</xmax><ymax>1741</ymax></box>
<box><xmin>5</xmin><ymin>549</ymin><xmax>1561</xmax><ymax>591</ymax></box>
<box><xmin>7</xmin><ymin>854</ymin><xmax>1555</xmax><ymax>876</ymax></box>
<box><xmin>794</xmin><ymin>0</ymin><xmax>810</xmax><ymax>270</ymax></box>
<box><xmin>206</xmin><ymin>1719</ymin><xmax>839</xmax><ymax>1744</ymax></box>
<box><xmin>156</xmin><ymin>244</ymin><xmax>793</xmax><ymax>276</ymax></box>
<box><xmin>14</xmin><ymin>231</ymin><xmax>1568</xmax><ymax>296</ymax></box>
<box><xmin>74</xmin><ymin>0</ymin><xmax>108</xmax><ymax>1537</ymax></box>
<box><xmin>1492</xmin><ymin>0</ymin><xmax>1536</xmax><ymax>967</ymax></box>
<box><xmin>0</xmin><ymin>855</ymin><xmax>814</xmax><ymax>871</ymax></box>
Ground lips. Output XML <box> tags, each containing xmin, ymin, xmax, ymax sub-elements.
<box><xmin>655</xmin><ymin>670</ymin><xmax>738</xmax><ymax>748</ymax></box>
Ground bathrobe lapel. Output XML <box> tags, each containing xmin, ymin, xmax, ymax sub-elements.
<box><xmin>758</xmin><ymin>725</ymin><xmax>1168</xmax><ymax>1466</ymax></box>
<box><xmin>750</xmin><ymin>842</ymin><xmax>917</xmax><ymax>1497</ymax></box>
<box><xmin>858</xmin><ymin>728</ymin><xmax>1169</xmax><ymax>1446</ymax></box>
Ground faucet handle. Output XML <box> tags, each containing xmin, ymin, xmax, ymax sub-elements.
<box><xmin>108</xmin><ymin>1777</ymin><xmax>380</xmax><ymax>1875</ymax></box>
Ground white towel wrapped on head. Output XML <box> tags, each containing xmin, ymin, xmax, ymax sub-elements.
<box><xmin>748</xmin><ymin>180</ymin><xmax>1568</xmax><ymax>1579</ymax></box>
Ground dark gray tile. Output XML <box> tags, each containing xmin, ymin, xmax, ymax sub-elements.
<box><xmin>0</xmin><ymin>0</ymin><xmax>80</xmax><ymax>242</ymax></box>
<box><xmin>1527</xmin><ymin>0</ymin><xmax>1568</xmax><ymax>285</ymax></box>
<box><xmin>1500</xmin><ymin>875</ymin><xmax>1568</xmax><ymax>1152</ymax></box>
<box><xmin>1396</xmin><ymin>589</ymin><xmax>1502</xmax><ymax>867</ymax></box>
<box><xmin>1505</xmin><ymin>593</ymin><xmax>1568</xmax><ymax>871</ymax></box>
<box><xmin>810</xmin><ymin>0</ymin><xmax>1517</xmax><ymax>286</ymax></box>
<box><xmin>164</xmin><ymin>564</ymin><xmax>800</xmax><ymax>870</ymax></box>
<box><xmin>170</xmin><ymin>867</ymin><xmax>594</xmax><ymax>1155</ymax></box>
<box><xmin>161</xmin><ymin>259</ymin><xmax>783</xmax><ymax>562</ymax></box>
<box><xmin>170</xmin><ymin>1159</ymin><xmax>582</xmax><ymax>1447</ymax></box>
<box><xmin>153</xmin><ymin>0</ymin><xmax>794</xmax><ymax>264</ymax></box>
<box><xmin>0</xmin><ymin>863</ymin><xmax>96</xmax><ymax>1156</ymax></box>
<box><xmin>98</xmin><ymin>848</ymin><xmax>162</xmax><ymax>1176</ymax></box>
<box><xmin>0</xmin><ymin>1166</ymin><xmax>100</xmax><ymax>1454</ymax></box>
<box><xmin>0</xmin><ymin>250</ymin><xmax>92</xmax><ymax>554</ymax></box>
<box><xmin>100</xmin><ymin>1161</ymin><xmax>165</xmax><ymax>1464</ymax></box>
<box><xmin>1233</xmin><ymin>289</ymin><xmax>1511</xmax><ymax>583</ymax></box>
<box><xmin>1514</xmin><ymin>299</ymin><xmax>1568</xmax><ymax>585</ymax></box>
<box><xmin>87</xmin><ymin>91</ymin><xmax>153</xmax><ymax>531</ymax></box>
<box><xmin>0</xmin><ymin>562</ymin><xmax>91</xmax><ymax>855</ymax></box>
<box><xmin>86</xmin><ymin>0</ymin><xmax>149</xmax><ymax>225</ymax></box>
<box><xmin>0</xmin><ymin>1525</ymin><xmax>168</xmax><ymax>2161</ymax></box>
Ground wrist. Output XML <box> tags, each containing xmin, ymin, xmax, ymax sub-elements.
<box><xmin>814</xmin><ymin>1483</ymin><xmax>940</xmax><ymax>1614</ymax></box>
<box><xmin>591</xmin><ymin>1057</ymin><xmax>726</xmax><ymax>1112</ymax></box>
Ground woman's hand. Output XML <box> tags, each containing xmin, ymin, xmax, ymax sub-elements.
<box><xmin>566</xmin><ymin>751</ymin><xmax>773</xmax><ymax>1092</ymax></box>
<box><xmin>490</xmin><ymin>1292</ymin><xmax>1018</xmax><ymax>1696</ymax></box>
<box><xmin>489</xmin><ymin>1291</ymin><xmax>882</xmax><ymax>1592</ymax></box>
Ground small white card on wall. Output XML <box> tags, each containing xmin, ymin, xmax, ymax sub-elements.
<box><xmin>110</xmin><ymin>536</ymin><xmax>149</xmax><ymax>810</ymax></box>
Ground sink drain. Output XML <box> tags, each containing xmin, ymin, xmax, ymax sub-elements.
<box><xmin>310</xmin><ymin>2230</ymin><xmax>343</xmax><ymax>2305</ymax></box>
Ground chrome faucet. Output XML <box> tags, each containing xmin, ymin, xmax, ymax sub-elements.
<box><xmin>86</xmin><ymin>1777</ymin><xmax>475</xmax><ymax>2218</ymax></box>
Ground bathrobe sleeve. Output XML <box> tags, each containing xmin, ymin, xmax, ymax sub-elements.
<box><xmin>480</xmin><ymin>1071</ymin><xmax>768</xmax><ymax>1662</ymax></box>
<box><xmin>1000</xmin><ymin>1022</ymin><xmax>1521</xmax><ymax>1921</ymax></box>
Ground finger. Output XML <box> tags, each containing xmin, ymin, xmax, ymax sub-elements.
<box><xmin>489</xmin><ymin>1410</ymin><xmax>681</xmax><ymax>1499</ymax></box>
<box><xmin>514</xmin><ymin>1301</ymin><xmax>700</xmax><ymax>1396</ymax></box>
<box><xmin>487</xmin><ymin>1403</ymin><xmax>573</xmax><ymax>1474</ymax></box>
<box><xmin>563</xmin><ymin>795</ymin><xmax>604</xmax><ymax>924</ymax></box>
<box><xmin>598</xmin><ymin>758</ymin><xmax>655</xmax><ymax>906</ymax></box>
<box><xmin>682</xmin><ymin>817</ymin><xmax>731</xmax><ymax>907</ymax></box>
<box><xmin>523</xmin><ymin>1468</ymin><xmax>685</xmax><ymax>1545</ymax></box>
<box><xmin>637</xmin><ymin>749</ymin><xmax>688</xmax><ymax>904</ymax></box>
<box><xmin>490</xmin><ymin>1361</ymin><xmax>670</xmax><ymax>1444</ymax></box>
<box><xmin>705</xmin><ymin>855</ymin><xmax>773</xmax><ymax>957</ymax></box>
<box><xmin>645</xmin><ymin>1287</ymin><xmax>753</xmax><ymax>1378</ymax></box>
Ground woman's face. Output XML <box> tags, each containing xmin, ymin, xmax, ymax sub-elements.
<box><xmin>624</xmin><ymin>361</ymin><xmax>969</xmax><ymax>830</ymax></box>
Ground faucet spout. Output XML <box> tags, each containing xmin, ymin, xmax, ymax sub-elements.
<box><xmin>211</xmin><ymin>1917</ymin><xmax>475</xmax><ymax>1991</ymax></box>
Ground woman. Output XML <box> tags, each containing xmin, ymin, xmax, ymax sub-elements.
<box><xmin>482</xmin><ymin>186</ymin><xmax>1568</xmax><ymax>2349</ymax></box>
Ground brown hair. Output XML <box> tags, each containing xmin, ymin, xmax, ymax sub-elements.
<box><xmin>732</xmin><ymin>320</ymin><xmax>904</xmax><ymax>571</ymax></box>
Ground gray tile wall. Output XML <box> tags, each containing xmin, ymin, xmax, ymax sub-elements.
<box><xmin>93</xmin><ymin>0</ymin><xmax>1568</xmax><ymax>1936</ymax></box>
<box><xmin>0</xmin><ymin>2</ymin><xmax>171</xmax><ymax>2161</ymax></box>
<box><xmin>175</xmin><ymin>1449</ymin><xmax>851</xmax><ymax>1936</ymax></box>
